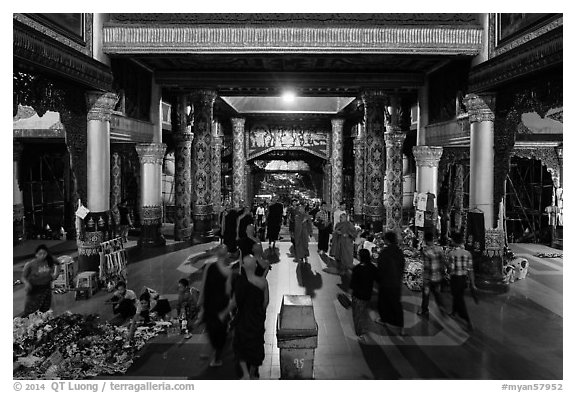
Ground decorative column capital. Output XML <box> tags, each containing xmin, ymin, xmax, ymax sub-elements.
<box><xmin>231</xmin><ymin>117</ymin><xmax>246</xmax><ymax>129</ymax></box>
<box><xmin>173</xmin><ymin>132</ymin><xmax>194</xmax><ymax>144</ymax></box>
<box><xmin>86</xmin><ymin>91</ymin><xmax>119</xmax><ymax>122</ymax></box>
<box><xmin>136</xmin><ymin>143</ymin><xmax>167</xmax><ymax>165</ymax></box>
<box><xmin>384</xmin><ymin>129</ymin><xmax>406</xmax><ymax>147</ymax></box>
<box><xmin>464</xmin><ymin>93</ymin><xmax>496</xmax><ymax>123</ymax></box>
<box><xmin>13</xmin><ymin>142</ymin><xmax>23</xmax><ymax>162</ymax></box>
<box><xmin>190</xmin><ymin>89</ymin><xmax>218</xmax><ymax>106</ymax></box>
<box><xmin>354</xmin><ymin>123</ymin><xmax>366</xmax><ymax>141</ymax></box>
<box><xmin>361</xmin><ymin>90</ymin><xmax>388</xmax><ymax>104</ymax></box>
<box><xmin>412</xmin><ymin>146</ymin><xmax>443</xmax><ymax>168</ymax></box>
<box><xmin>331</xmin><ymin>117</ymin><xmax>345</xmax><ymax>130</ymax></box>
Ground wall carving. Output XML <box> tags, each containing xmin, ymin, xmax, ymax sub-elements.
<box><xmin>248</xmin><ymin>125</ymin><xmax>329</xmax><ymax>159</ymax></box>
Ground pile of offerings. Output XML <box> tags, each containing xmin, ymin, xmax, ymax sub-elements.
<box><xmin>13</xmin><ymin>311</ymin><xmax>163</xmax><ymax>379</ymax></box>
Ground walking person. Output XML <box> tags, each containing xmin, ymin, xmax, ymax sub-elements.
<box><xmin>447</xmin><ymin>232</ymin><xmax>476</xmax><ymax>332</ymax></box>
<box><xmin>376</xmin><ymin>231</ymin><xmax>406</xmax><ymax>335</ymax></box>
<box><xmin>417</xmin><ymin>231</ymin><xmax>448</xmax><ymax>317</ymax></box>
<box><xmin>266</xmin><ymin>197</ymin><xmax>284</xmax><ymax>249</ymax></box>
<box><xmin>231</xmin><ymin>255</ymin><xmax>269</xmax><ymax>379</ymax></box>
<box><xmin>293</xmin><ymin>204</ymin><xmax>313</xmax><ymax>263</ymax></box>
<box><xmin>255</xmin><ymin>204</ymin><xmax>265</xmax><ymax>229</ymax></box>
<box><xmin>222</xmin><ymin>204</ymin><xmax>241</xmax><ymax>253</ymax></box>
<box><xmin>21</xmin><ymin>244</ymin><xmax>61</xmax><ymax>317</ymax></box>
<box><xmin>329</xmin><ymin>201</ymin><xmax>346</xmax><ymax>257</ymax></box>
<box><xmin>314</xmin><ymin>201</ymin><xmax>332</xmax><ymax>255</ymax></box>
<box><xmin>287</xmin><ymin>199</ymin><xmax>299</xmax><ymax>245</ymax></box>
<box><xmin>350</xmin><ymin>249</ymin><xmax>378</xmax><ymax>342</ymax></box>
<box><xmin>332</xmin><ymin>212</ymin><xmax>357</xmax><ymax>276</ymax></box>
<box><xmin>197</xmin><ymin>245</ymin><xmax>234</xmax><ymax>367</ymax></box>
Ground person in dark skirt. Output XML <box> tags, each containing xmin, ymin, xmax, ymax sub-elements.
<box><xmin>351</xmin><ymin>249</ymin><xmax>378</xmax><ymax>341</ymax></box>
<box><xmin>266</xmin><ymin>198</ymin><xmax>284</xmax><ymax>249</ymax></box>
<box><xmin>21</xmin><ymin>244</ymin><xmax>61</xmax><ymax>317</ymax></box>
<box><xmin>222</xmin><ymin>204</ymin><xmax>241</xmax><ymax>253</ymax></box>
<box><xmin>197</xmin><ymin>245</ymin><xmax>234</xmax><ymax>367</ymax></box>
<box><xmin>314</xmin><ymin>201</ymin><xmax>332</xmax><ymax>255</ymax></box>
<box><xmin>231</xmin><ymin>255</ymin><xmax>269</xmax><ymax>379</ymax></box>
<box><xmin>376</xmin><ymin>231</ymin><xmax>406</xmax><ymax>335</ymax></box>
<box><xmin>236</xmin><ymin>205</ymin><xmax>254</xmax><ymax>241</ymax></box>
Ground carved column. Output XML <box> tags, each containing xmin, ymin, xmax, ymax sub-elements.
<box><xmin>211</xmin><ymin>120</ymin><xmax>223</xmax><ymax>222</ymax></box>
<box><xmin>173</xmin><ymin>94</ymin><xmax>193</xmax><ymax>241</ymax></box>
<box><xmin>323</xmin><ymin>163</ymin><xmax>332</xmax><ymax>206</ymax></box>
<box><xmin>353</xmin><ymin>123</ymin><xmax>366</xmax><ymax>222</ymax></box>
<box><xmin>453</xmin><ymin>164</ymin><xmax>465</xmax><ymax>232</ymax></box>
<box><xmin>136</xmin><ymin>143</ymin><xmax>167</xmax><ymax>247</ymax></box>
<box><xmin>13</xmin><ymin>143</ymin><xmax>25</xmax><ymax>244</ymax></box>
<box><xmin>245</xmin><ymin>164</ymin><xmax>252</xmax><ymax>207</ymax></box>
<box><xmin>464</xmin><ymin>93</ymin><xmax>496</xmax><ymax>229</ymax></box>
<box><xmin>362</xmin><ymin>91</ymin><xmax>387</xmax><ymax>232</ymax></box>
<box><xmin>78</xmin><ymin>91</ymin><xmax>118</xmax><ymax>272</ymax></box>
<box><xmin>384</xmin><ymin>125</ymin><xmax>406</xmax><ymax>233</ymax></box>
<box><xmin>191</xmin><ymin>90</ymin><xmax>217</xmax><ymax>240</ymax></box>
<box><xmin>110</xmin><ymin>149</ymin><xmax>122</xmax><ymax>235</ymax></box>
<box><xmin>231</xmin><ymin>117</ymin><xmax>246</xmax><ymax>208</ymax></box>
<box><xmin>331</xmin><ymin>118</ymin><xmax>345</xmax><ymax>208</ymax></box>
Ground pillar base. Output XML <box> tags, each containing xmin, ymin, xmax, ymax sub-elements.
<box><xmin>174</xmin><ymin>226</ymin><xmax>193</xmax><ymax>241</ymax></box>
<box><xmin>77</xmin><ymin>232</ymin><xmax>104</xmax><ymax>272</ymax></box>
<box><xmin>473</xmin><ymin>252</ymin><xmax>509</xmax><ymax>294</ymax></box>
<box><xmin>138</xmin><ymin>223</ymin><xmax>166</xmax><ymax>248</ymax></box>
<box><xmin>193</xmin><ymin>217</ymin><xmax>218</xmax><ymax>243</ymax></box>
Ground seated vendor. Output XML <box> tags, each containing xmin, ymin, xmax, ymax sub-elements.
<box><xmin>109</xmin><ymin>281</ymin><xmax>137</xmax><ymax>325</ymax></box>
<box><xmin>124</xmin><ymin>292</ymin><xmax>154</xmax><ymax>348</ymax></box>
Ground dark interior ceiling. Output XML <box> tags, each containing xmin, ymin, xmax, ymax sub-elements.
<box><xmin>135</xmin><ymin>53</ymin><xmax>465</xmax><ymax>97</ymax></box>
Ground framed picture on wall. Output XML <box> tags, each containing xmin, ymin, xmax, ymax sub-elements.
<box><xmin>27</xmin><ymin>13</ymin><xmax>85</xmax><ymax>44</ymax></box>
<box><xmin>496</xmin><ymin>13</ymin><xmax>557</xmax><ymax>46</ymax></box>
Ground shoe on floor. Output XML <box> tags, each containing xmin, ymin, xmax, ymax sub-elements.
<box><xmin>185</xmin><ymin>333</ymin><xmax>192</xmax><ymax>339</ymax></box>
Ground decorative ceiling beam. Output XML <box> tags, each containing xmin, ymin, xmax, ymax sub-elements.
<box><xmin>155</xmin><ymin>72</ymin><xmax>425</xmax><ymax>93</ymax></box>
<box><xmin>469</xmin><ymin>26</ymin><xmax>562</xmax><ymax>93</ymax></box>
<box><xmin>14</xmin><ymin>21</ymin><xmax>113</xmax><ymax>92</ymax></box>
<box><xmin>103</xmin><ymin>25</ymin><xmax>482</xmax><ymax>56</ymax></box>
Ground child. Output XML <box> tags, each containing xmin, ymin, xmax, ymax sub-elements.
<box><xmin>124</xmin><ymin>292</ymin><xmax>153</xmax><ymax>348</ymax></box>
<box><xmin>350</xmin><ymin>249</ymin><xmax>378</xmax><ymax>342</ymax></box>
<box><xmin>109</xmin><ymin>281</ymin><xmax>137</xmax><ymax>325</ymax></box>
<box><xmin>176</xmin><ymin>278</ymin><xmax>200</xmax><ymax>339</ymax></box>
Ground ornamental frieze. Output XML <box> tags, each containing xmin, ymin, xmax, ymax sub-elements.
<box><xmin>248</xmin><ymin>125</ymin><xmax>329</xmax><ymax>159</ymax></box>
<box><xmin>103</xmin><ymin>25</ymin><xmax>482</xmax><ymax>55</ymax></box>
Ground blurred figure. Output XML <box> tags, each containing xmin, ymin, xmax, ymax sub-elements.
<box><xmin>376</xmin><ymin>231</ymin><xmax>406</xmax><ymax>335</ymax></box>
<box><xmin>197</xmin><ymin>245</ymin><xmax>234</xmax><ymax>367</ymax></box>
<box><xmin>266</xmin><ymin>197</ymin><xmax>284</xmax><ymax>249</ymax></box>
<box><xmin>21</xmin><ymin>244</ymin><xmax>61</xmax><ymax>317</ymax></box>
<box><xmin>232</xmin><ymin>255</ymin><xmax>269</xmax><ymax>379</ymax></box>
<box><xmin>417</xmin><ymin>231</ymin><xmax>448</xmax><ymax>317</ymax></box>
<box><xmin>351</xmin><ymin>249</ymin><xmax>378</xmax><ymax>341</ymax></box>
<box><xmin>332</xmin><ymin>212</ymin><xmax>357</xmax><ymax>276</ymax></box>
<box><xmin>447</xmin><ymin>232</ymin><xmax>476</xmax><ymax>332</ymax></box>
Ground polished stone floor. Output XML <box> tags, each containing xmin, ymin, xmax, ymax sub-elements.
<box><xmin>12</xmin><ymin>230</ymin><xmax>563</xmax><ymax>380</ymax></box>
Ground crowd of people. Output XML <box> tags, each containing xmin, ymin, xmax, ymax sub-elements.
<box><xmin>20</xmin><ymin>196</ymin><xmax>477</xmax><ymax>379</ymax></box>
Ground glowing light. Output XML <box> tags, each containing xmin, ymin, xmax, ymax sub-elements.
<box><xmin>282</xmin><ymin>91</ymin><xmax>296</xmax><ymax>103</ymax></box>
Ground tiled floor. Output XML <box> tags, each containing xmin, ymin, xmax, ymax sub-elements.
<box><xmin>13</xmin><ymin>234</ymin><xmax>563</xmax><ymax>380</ymax></box>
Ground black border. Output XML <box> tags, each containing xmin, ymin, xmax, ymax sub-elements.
<box><xmin>25</xmin><ymin>13</ymin><xmax>86</xmax><ymax>46</ymax></box>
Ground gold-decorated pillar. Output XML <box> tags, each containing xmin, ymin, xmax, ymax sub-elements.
<box><xmin>136</xmin><ymin>143</ymin><xmax>167</xmax><ymax>247</ymax></box>
<box><xmin>78</xmin><ymin>91</ymin><xmax>118</xmax><ymax>272</ymax></box>
<box><xmin>384</xmin><ymin>124</ymin><xmax>406</xmax><ymax>233</ymax></box>
<box><xmin>212</xmin><ymin>120</ymin><xmax>223</xmax><ymax>223</ymax></box>
<box><xmin>13</xmin><ymin>143</ymin><xmax>25</xmax><ymax>244</ymax></box>
<box><xmin>361</xmin><ymin>90</ymin><xmax>387</xmax><ymax>232</ymax></box>
<box><xmin>331</xmin><ymin>118</ymin><xmax>345</xmax><ymax>208</ymax></box>
<box><xmin>231</xmin><ymin>117</ymin><xmax>246</xmax><ymax>208</ymax></box>
<box><xmin>191</xmin><ymin>90</ymin><xmax>217</xmax><ymax>241</ymax></box>
<box><xmin>353</xmin><ymin>123</ymin><xmax>366</xmax><ymax>222</ymax></box>
<box><xmin>464</xmin><ymin>93</ymin><xmax>496</xmax><ymax>229</ymax></box>
<box><xmin>173</xmin><ymin>94</ymin><xmax>193</xmax><ymax>241</ymax></box>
